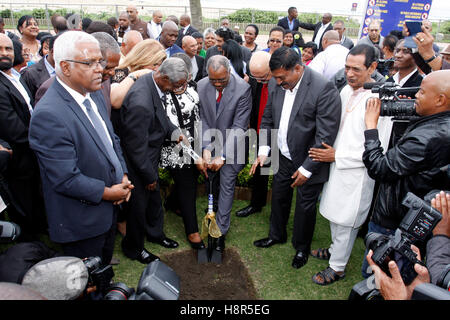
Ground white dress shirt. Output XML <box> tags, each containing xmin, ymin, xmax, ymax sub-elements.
<box><xmin>392</xmin><ymin>68</ymin><xmax>418</xmax><ymax>87</ymax></box>
<box><xmin>314</xmin><ymin>22</ymin><xmax>331</xmax><ymax>48</ymax></box>
<box><xmin>308</xmin><ymin>43</ymin><xmax>349</xmax><ymax>80</ymax></box>
<box><xmin>56</xmin><ymin>77</ymin><xmax>112</xmax><ymax>146</ymax></box>
<box><xmin>258</xmin><ymin>75</ymin><xmax>311</xmax><ymax>178</ymax></box>
<box><xmin>191</xmin><ymin>56</ymin><xmax>198</xmax><ymax>80</ymax></box>
<box><xmin>147</xmin><ymin>20</ymin><xmax>162</xmax><ymax>39</ymax></box>
<box><xmin>0</xmin><ymin>70</ymin><xmax>33</xmax><ymax>114</ymax></box>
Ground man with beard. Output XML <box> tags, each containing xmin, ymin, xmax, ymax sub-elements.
<box><xmin>0</xmin><ymin>33</ymin><xmax>46</xmax><ymax>241</ymax></box>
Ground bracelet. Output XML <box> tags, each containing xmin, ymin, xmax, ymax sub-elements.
<box><xmin>423</xmin><ymin>54</ymin><xmax>436</xmax><ymax>64</ymax></box>
<box><xmin>128</xmin><ymin>74</ymin><xmax>137</xmax><ymax>82</ymax></box>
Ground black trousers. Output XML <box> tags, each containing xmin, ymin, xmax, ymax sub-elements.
<box><xmin>268</xmin><ymin>154</ymin><xmax>323</xmax><ymax>252</ymax></box>
<box><xmin>168</xmin><ymin>166</ymin><xmax>199</xmax><ymax>236</ymax></box>
<box><xmin>122</xmin><ymin>165</ymin><xmax>165</xmax><ymax>259</ymax></box>
<box><xmin>249</xmin><ymin>164</ymin><xmax>269</xmax><ymax>209</ymax></box>
<box><xmin>61</xmin><ymin>208</ymin><xmax>117</xmax><ymax>266</ymax></box>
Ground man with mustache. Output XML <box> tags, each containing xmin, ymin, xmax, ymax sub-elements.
<box><xmin>0</xmin><ymin>33</ymin><xmax>46</xmax><ymax>241</ymax></box>
<box><xmin>251</xmin><ymin>47</ymin><xmax>341</xmax><ymax>270</ymax></box>
<box><xmin>28</xmin><ymin>31</ymin><xmax>132</xmax><ymax>266</ymax></box>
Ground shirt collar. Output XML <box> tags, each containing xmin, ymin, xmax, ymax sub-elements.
<box><xmin>393</xmin><ymin>68</ymin><xmax>418</xmax><ymax>87</ymax></box>
<box><xmin>151</xmin><ymin>72</ymin><xmax>165</xmax><ymax>100</ymax></box>
<box><xmin>10</xmin><ymin>68</ymin><xmax>21</xmax><ymax>79</ymax></box>
<box><xmin>44</xmin><ymin>55</ymin><xmax>55</xmax><ymax>75</ymax></box>
<box><xmin>56</xmin><ymin>76</ymin><xmax>91</xmax><ymax>105</ymax></box>
<box><xmin>283</xmin><ymin>71</ymin><xmax>303</xmax><ymax>93</ymax></box>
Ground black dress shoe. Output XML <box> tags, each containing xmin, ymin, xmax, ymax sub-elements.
<box><xmin>137</xmin><ymin>249</ymin><xmax>160</xmax><ymax>265</ymax></box>
<box><xmin>188</xmin><ymin>239</ymin><xmax>206</xmax><ymax>250</ymax></box>
<box><xmin>253</xmin><ymin>237</ymin><xmax>285</xmax><ymax>248</ymax></box>
<box><xmin>215</xmin><ymin>235</ymin><xmax>226</xmax><ymax>252</ymax></box>
<box><xmin>147</xmin><ymin>237</ymin><xmax>179</xmax><ymax>248</ymax></box>
<box><xmin>236</xmin><ymin>205</ymin><xmax>261</xmax><ymax>217</ymax></box>
<box><xmin>292</xmin><ymin>250</ymin><xmax>309</xmax><ymax>269</ymax></box>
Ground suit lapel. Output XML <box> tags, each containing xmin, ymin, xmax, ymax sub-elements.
<box><xmin>216</xmin><ymin>74</ymin><xmax>235</xmax><ymax>119</ymax></box>
<box><xmin>53</xmin><ymin>80</ymin><xmax>113</xmax><ymax>163</ymax></box>
<box><xmin>0</xmin><ymin>72</ymin><xmax>31</xmax><ymax>125</ymax></box>
<box><xmin>149</xmin><ymin>77</ymin><xmax>170</xmax><ymax>133</ymax></box>
<box><xmin>287</xmin><ymin>67</ymin><xmax>311</xmax><ymax>130</ymax></box>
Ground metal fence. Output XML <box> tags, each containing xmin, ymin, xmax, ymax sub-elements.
<box><xmin>1</xmin><ymin>2</ymin><xmax>448</xmax><ymax>40</ymax></box>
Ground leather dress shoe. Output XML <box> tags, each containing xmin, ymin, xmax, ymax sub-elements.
<box><xmin>236</xmin><ymin>205</ymin><xmax>261</xmax><ymax>217</ymax></box>
<box><xmin>137</xmin><ymin>249</ymin><xmax>160</xmax><ymax>265</ymax></box>
<box><xmin>148</xmin><ymin>237</ymin><xmax>179</xmax><ymax>248</ymax></box>
<box><xmin>215</xmin><ymin>235</ymin><xmax>226</xmax><ymax>252</ymax></box>
<box><xmin>292</xmin><ymin>250</ymin><xmax>309</xmax><ymax>269</ymax></box>
<box><xmin>253</xmin><ymin>237</ymin><xmax>285</xmax><ymax>248</ymax></box>
<box><xmin>188</xmin><ymin>239</ymin><xmax>206</xmax><ymax>250</ymax></box>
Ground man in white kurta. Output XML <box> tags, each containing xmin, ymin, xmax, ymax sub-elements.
<box><xmin>308</xmin><ymin>44</ymin><xmax>393</xmax><ymax>285</ymax></box>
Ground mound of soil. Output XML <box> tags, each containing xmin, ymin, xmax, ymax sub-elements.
<box><xmin>161</xmin><ymin>248</ymin><xmax>257</xmax><ymax>300</ymax></box>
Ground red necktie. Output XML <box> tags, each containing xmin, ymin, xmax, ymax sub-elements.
<box><xmin>216</xmin><ymin>90</ymin><xmax>223</xmax><ymax>104</ymax></box>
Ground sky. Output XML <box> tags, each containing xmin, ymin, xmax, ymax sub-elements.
<box><xmin>201</xmin><ymin>0</ymin><xmax>450</xmax><ymax>20</ymax></box>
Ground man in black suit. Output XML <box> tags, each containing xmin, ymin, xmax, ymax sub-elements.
<box><xmin>251</xmin><ymin>47</ymin><xmax>341</xmax><ymax>269</ymax></box>
<box><xmin>277</xmin><ymin>7</ymin><xmax>300</xmax><ymax>32</ymax></box>
<box><xmin>386</xmin><ymin>38</ymin><xmax>423</xmax><ymax>147</ymax></box>
<box><xmin>21</xmin><ymin>35</ymin><xmax>56</xmax><ymax>101</ymax></box>
<box><xmin>0</xmin><ymin>33</ymin><xmax>46</xmax><ymax>240</ymax></box>
<box><xmin>175</xmin><ymin>14</ymin><xmax>198</xmax><ymax>48</ymax></box>
<box><xmin>119</xmin><ymin>57</ymin><xmax>187</xmax><ymax>264</ymax></box>
<box><xmin>181</xmin><ymin>35</ymin><xmax>204</xmax><ymax>82</ymax></box>
<box><xmin>299</xmin><ymin>13</ymin><xmax>333</xmax><ymax>52</ymax></box>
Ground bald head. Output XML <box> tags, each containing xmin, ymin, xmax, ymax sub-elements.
<box><xmin>415</xmin><ymin>70</ymin><xmax>450</xmax><ymax>116</ymax></box>
<box><xmin>322</xmin><ymin>30</ymin><xmax>340</xmax><ymax>50</ymax></box>
<box><xmin>152</xmin><ymin>10</ymin><xmax>163</xmax><ymax>24</ymax></box>
<box><xmin>160</xmin><ymin>21</ymin><xmax>179</xmax><ymax>49</ymax></box>
<box><xmin>126</xmin><ymin>5</ymin><xmax>138</xmax><ymax>23</ymax></box>
<box><xmin>180</xmin><ymin>14</ymin><xmax>191</xmax><ymax>27</ymax></box>
<box><xmin>122</xmin><ymin>30</ymin><xmax>143</xmax><ymax>55</ymax></box>
<box><xmin>249</xmin><ymin>51</ymin><xmax>271</xmax><ymax>77</ymax></box>
<box><xmin>162</xmin><ymin>20</ymin><xmax>178</xmax><ymax>33</ymax></box>
<box><xmin>182</xmin><ymin>35</ymin><xmax>197</xmax><ymax>57</ymax></box>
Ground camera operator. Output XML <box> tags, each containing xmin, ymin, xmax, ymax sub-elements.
<box><xmin>366</xmin><ymin>191</ymin><xmax>450</xmax><ymax>300</ymax></box>
<box><xmin>361</xmin><ymin>70</ymin><xmax>450</xmax><ymax>278</ymax></box>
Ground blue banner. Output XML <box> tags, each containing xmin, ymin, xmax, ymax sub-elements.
<box><xmin>359</xmin><ymin>0</ymin><xmax>433</xmax><ymax>39</ymax></box>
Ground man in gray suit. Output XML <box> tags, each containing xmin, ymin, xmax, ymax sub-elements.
<box><xmin>197</xmin><ymin>55</ymin><xmax>252</xmax><ymax>252</ymax></box>
<box><xmin>251</xmin><ymin>47</ymin><xmax>341</xmax><ymax>269</ymax></box>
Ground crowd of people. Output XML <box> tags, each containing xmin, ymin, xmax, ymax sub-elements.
<box><xmin>0</xmin><ymin>4</ymin><xmax>449</xmax><ymax>300</ymax></box>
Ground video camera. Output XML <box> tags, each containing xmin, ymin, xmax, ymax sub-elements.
<box><xmin>82</xmin><ymin>256</ymin><xmax>115</xmax><ymax>297</ymax></box>
<box><xmin>363</xmin><ymin>82</ymin><xmax>420</xmax><ymax>119</ymax></box>
<box><xmin>104</xmin><ymin>260</ymin><xmax>180</xmax><ymax>300</ymax></box>
<box><xmin>349</xmin><ymin>192</ymin><xmax>445</xmax><ymax>300</ymax></box>
<box><xmin>365</xmin><ymin>192</ymin><xmax>442</xmax><ymax>285</ymax></box>
<box><xmin>376</xmin><ymin>58</ymin><xmax>395</xmax><ymax>74</ymax></box>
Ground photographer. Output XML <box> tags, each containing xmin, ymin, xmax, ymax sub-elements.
<box><xmin>366</xmin><ymin>191</ymin><xmax>450</xmax><ymax>300</ymax></box>
<box><xmin>361</xmin><ymin>70</ymin><xmax>450</xmax><ymax>277</ymax></box>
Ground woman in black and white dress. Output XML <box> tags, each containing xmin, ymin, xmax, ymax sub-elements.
<box><xmin>160</xmin><ymin>53</ymin><xmax>205</xmax><ymax>249</ymax></box>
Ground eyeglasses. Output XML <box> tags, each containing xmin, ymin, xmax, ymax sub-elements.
<box><xmin>65</xmin><ymin>59</ymin><xmax>107</xmax><ymax>69</ymax></box>
<box><xmin>209</xmin><ymin>78</ymin><xmax>228</xmax><ymax>84</ymax></box>
<box><xmin>173</xmin><ymin>82</ymin><xmax>188</xmax><ymax>93</ymax></box>
<box><xmin>248</xmin><ymin>71</ymin><xmax>271</xmax><ymax>83</ymax></box>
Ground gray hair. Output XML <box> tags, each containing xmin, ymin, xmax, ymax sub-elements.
<box><xmin>171</xmin><ymin>52</ymin><xmax>193</xmax><ymax>75</ymax></box>
<box><xmin>91</xmin><ymin>32</ymin><xmax>120</xmax><ymax>58</ymax></box>
<box><xmin>53</xmin><ymin>31</ymin><xmax>99</xmax><ymax>74</ymax></box>
<box><xmin>203</xmin><ymin>27</ymin><xmax>215</xmax><ymax>38</ymax></box>
<box><xmin>206</xmin><ymin>55</ymin><xmax>230</xmax><ymax>75</ymax></box>
<box><xmin>123</xmin><ymin>30</ymin><xmax>143</xmax><ymax>44</ymax></box>
<box><xmin>159</xmin><ymin>57</ymin><xmax>189</xmax><ymax>83</ymax></box>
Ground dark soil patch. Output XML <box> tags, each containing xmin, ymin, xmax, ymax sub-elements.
<box><xmin>161</xmin><ymin>247</ymin><xmax>258</xmax><ymax>300</ymax></box>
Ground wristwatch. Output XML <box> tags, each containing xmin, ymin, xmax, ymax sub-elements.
<box><xmin>423</xmin><ymin>54</ymin><xmax>437</xmax><ymax>64</ymax></box>
<box><xmin>128</xmin><ymin>74</ymin><xmax>137</xmax><ymax>81</ymax></box>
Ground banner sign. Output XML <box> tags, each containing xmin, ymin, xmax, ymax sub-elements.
<box><xmin>359</xmin><ymin>0</ymin><xmax>433</xmax><ymax>39</ymax></box>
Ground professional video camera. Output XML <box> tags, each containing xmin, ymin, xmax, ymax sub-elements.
<box><xmin>363</xmin><ymin>82</ymin><xmax>420</xmax><ymax>119</ymax></box>
<box><xmin>349</xmin><ymin>192</ymin><xmax>443</xmax><ymax>300</ymax></box>
<box><xmin>83</xmin><ymin>256</ymin><xmax>115</xmax><ymax>296</ymax></box>
<box><xmin>104</xmin><ymin>260</ymin><xmax>180</xmax><ymax>300</ymax></box>
<box><xmin>376</xmin><ymin>58</ymin><xmax>395</xmax><ymax>74</ymax></box>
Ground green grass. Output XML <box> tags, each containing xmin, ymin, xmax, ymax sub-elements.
<box><xmin>0</xmin><ymin>189</ymin><xmax>367</xmax><ymax>300</ymax></box>
<box><xmin>111</xmin><ymin>190</ymin><xmax>367</xmax><ymax>300</ymax></box>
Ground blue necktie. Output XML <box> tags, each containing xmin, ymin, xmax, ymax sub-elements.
<box><xmin>83</xmin><ymin>99</ymin><xmax>123</xmax><ymax>183</ymax></box>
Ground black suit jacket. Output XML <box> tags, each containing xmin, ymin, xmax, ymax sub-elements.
<box><xmin>119</xmin><ymin>72</ymin><xmax>179</xmax><ymax>185</ymax></box>
<box><xmin>194</xmin><ymin>55</ymin><xmax>205</xmax><ymax>82</ymax></box>
<box><xmin>0</xmin><ymin>72</ymin><xmax>37</xmax><ymax>180</ymax></box>
<box><xmin>175</xmin><ymin>25</ymin><xmax>199</xmax><ymax>47</ymax></box>
<box><xmin>277</xmin><ymin>17</ymin><xmax>300</xmax><ymax>31</ymax></box>
<box><xmin>260</xmin><ymin>67</ymin><xmax>341</xmax><ymax>184</ymax></box>
<box><xmin>20</xmin><ymin>57</ymin><xmax>51</xmax><ymax>103</ymax></box>
<box><xmin>298</xmin><ymin>22</ymin><xmax>333</xmax><ymax>52</ymax></box>
<box><xmin>386</xmin><ymin>70</ymin><xmax>423</xmax><ymax>97</ymax></box>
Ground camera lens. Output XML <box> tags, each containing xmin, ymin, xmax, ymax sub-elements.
<box><xmin>104</xmin><ymin>282</ymin><xmax>134</xmax><ymax>300</ymax></box>
<box><xmin>364</xmin><ymin>232</ymin><xmax>387</xmax><ymax>250</ymax></box>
